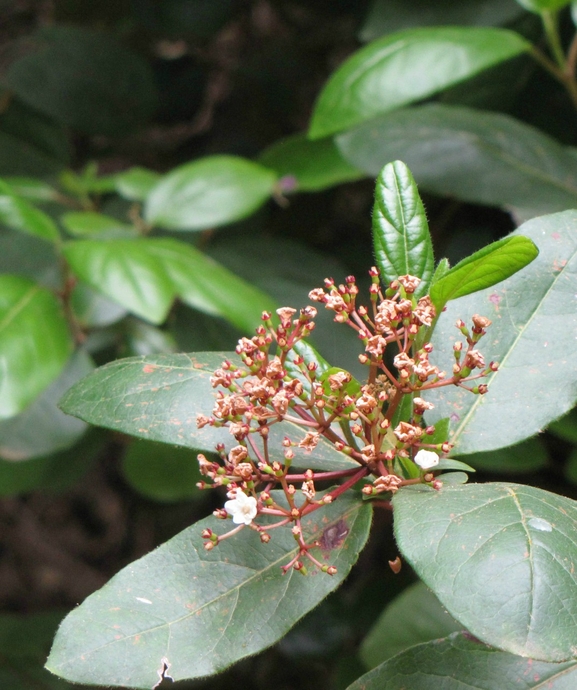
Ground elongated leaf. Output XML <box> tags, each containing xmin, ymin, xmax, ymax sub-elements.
<box><xmin>0</xmin><ymin>180</ymin><xmax>59</xmax><ymax>242</ymax></box>
<box><xmin>309</xmin><ymin>27</ymin><xmax>530</xmax><ymax>139</ymax></box>
<box><xmin>427</xmin><ymin>211</ymin><xmax>577</xmax><ymax>454</ymax></box>
<box><xmin>337</xmin><ymin>104</ymin><xmax>577</xmax><ymax>217</ymax></box>
<box><xmin>0</xmin><ymin>275</ymin><xmax>72</xmax><ymax>419</ymax></box>
<box><xmin>145</xmin><ymin>155</ymin><xmax>277</xmax><ymax>231</ymax></box>
<box><xmin>460</xmin><ymin>437</ymin><xmax>549</xmax><ymax>474</ymax></box>
<box><xmin>372</xmin><ymin>161</ymin><xmax>433</xmax><ymax>295</ymax></box>
<box><xmin>258</xmin><ymin>133</ymin><xmax>363</xmax><ymax>192</ymax></box>
<box><xmin>114</xmin><ymin>167</ymin><xmax>160</xmax><ymax>201</ymax></box>
<box><xmin>46</xmin><ymin>492</ymin><xmax>371</xmax><ymax>687</ymax></box>
<box><xmin>350</xmin><ymin>632</ymin><xmax>577</xmax><ymax>690</ymax></box>
<box><xmin>61</xmin><ymin>212</ymin><xmax>136</xmax><ymax>239</ymax></box>
<box><xmin>59</xmin><ymin>352</ymin><xmax>357</xmax><ymax>470</ymax></box>
<box><xmin>3</xmin><ymin>177</ymin><xmax>59</xmax><ymax>202</ymax></box>
<box><xmin>62</xmin><ymin>239</ymin><xmax>176</xmax><ymax>324</ymax></box>
<box><xmin>430</xmin><ymin>235</ymin><xmax>538</xmax><ymax>311</ymax></box>
<box><xmin>393</xmin><ymin>482</ymin><xmax>577</xmax><ymax>661</ymax></box>
<box><xmin>360</xmin><ymin>582</ymin><xmax>462</xmax><ymax>669</ymax></box>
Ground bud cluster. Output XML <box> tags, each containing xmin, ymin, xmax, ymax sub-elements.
<box><xmin>196</xmin><ymin>269</ymin><xmax>497</xmax><ymax>575</ymax></box>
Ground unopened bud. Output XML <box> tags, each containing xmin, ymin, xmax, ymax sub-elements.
<box><xmin>388</xmin><ymin>556</ymin><xmax>402</xmax><ymax>574</ymax></box>
<box><xmin>204</xmin><ymin>541</ymin><xmax>215</xmax><ymax>551</ymax></box>
<box><xmin>260</xmin><ymin>532</ymin><xmax>271</xmax><ymax>543</ymax></box>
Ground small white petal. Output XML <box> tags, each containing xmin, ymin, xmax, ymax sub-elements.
<box><xmin>414</xmin><ymin>449</ymin><xmax>439</xmax><ymax>470</ymax></box>
<box><xmin>224</xmin><ymin>491</ymin><xmax>257</xmax><ymax>525</ymax></box>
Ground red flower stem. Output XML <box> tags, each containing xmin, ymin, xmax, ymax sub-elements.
<box><xmin>287</xmin><ymin>467</ymin><xmax>360</xmax><ymax>482</ymax></box>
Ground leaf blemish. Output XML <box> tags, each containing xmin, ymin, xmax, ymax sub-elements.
<box><xmin>318</xmin><ymin>519</ymin><xmax>349</xmax><ymax>552</ymax></box>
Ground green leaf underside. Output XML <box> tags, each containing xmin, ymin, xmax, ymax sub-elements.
<box><xmin>430</xmin><ymin>235</ymin><xmax>538</xmax><ymax>311</ymax></box>
<box><xmin>46</xmin><ymin>493</ymin><xmax>372</xmax><ymax>687</ymax></box>
<box><xmin>59</xmin><ymin>352</ymin><xmax>357</xmax><ymax>471</ymax></box>
<box><xmin>372</xmin><ymin>161</ymin><xmax>434</xmax><ymax>296</ymax></box>
<box><xmin>144</xmin><ymin>155</ymin><xmax>277</xmax><ymax>231</ymax></box>
<box><xmin>427</xmin><ymin>211</ymin><xmax>577</xmax><ymax>455</ymax></box>
<box><xmin>349</xmin><ymin>633</ymin><xmax>577</xmax><ymax>690</ymax></box>
<box><xmin>337</xmin><ymin>104</ymin><xmax>577</xmax><ymax>217</ymax></box>
<box><xmin>0</xmin><ymin>275</ymin><xmax>72</xmax><ymax>419</ymax></box>
<box><xmin>309</xmin><ymin>27</ymin><xmax>530</xmax><ymax>139</ymax></box>
<box><xmin>393</xmin><ymin>483</ymin><xmax>577</xmax><ymax>661</ymax></box>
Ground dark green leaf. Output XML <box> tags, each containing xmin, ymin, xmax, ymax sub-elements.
<box><xmin>61</xmin><ymin>211</ymin><xmax>136</xmax><ymax>239</ymax></box>
<box><xmin>459</xmin><ymin>437</ymin><xmax>549</xmax><ymax>474</ymax></box>
<box><xmin>429</xmin><ymin>235</ymin><xmax>538</xmax><ymax>311</ymax></box>
<box><xmin>114</xmin><ymin>167</ymin><xmax>160</xmax><ymax>202</ymax></box>
<box><xmin>309</xmin><ymin>28</ymin><xmax>530</xmax><ymax>139</ymax></box>
<box><xmin>0</xmin><ymin>275</ymin><xmax>72</xmax><ymax>419</ymax></box>
<box><xmin>46</xmin><ymin>493</ymin><xmax>372</xmax><ymax>686</ymax></box>
<box><xmin>548</xmin><ymin>407</ymin><xmax>577</xmax><ymax>443</ymax></box>
<box><xmin>0</xmin><ymin>180</ymin><xmax>59</xmax><ymax>242</ymax></box>
<box><xmin>372</xmin><ymin>161</ymin><xmax>433</xmax><ymax>295</ymax></box>
<box><xmin>349</xmin><ymin>632</ymin><xmax>577</xmax><ymax>690</ymax></box>
<box><xmin>427</xmin><ymin>212</ymin><xmax>577</xmax><ymax>454</ymax></box>
<box><xmin>144</xmin><ymin>155</ymin><xmax>277</xmax><ymax>231</ymax></box>
<box><xmin>436</xmin><ymin>459</ymin><xmax>475</xmax><ymax>472</ymax></box>
<box><xmin>258</xmin><ymin>133</ymin><xmax>363</xmax><ymax>192</ymax></box>
<box><xmin>59</xmin><ymin>352</ymin><xmax>357</xmax><ymax>471</ymax></box>
<box><xmin>122</xmin><ymin>319</ymin><xmax>178</xmax><ymax>357</ymax></box>
<box><xmin>360</xmin><ymin>582</ymin><xmax>462</xmax><ymax>669</ymax></box>
<box><xmin>565</xmin><ymin>448</ymin><xmax>577</xmax><ymax>486</ymax></box>
<box><xmin>394</xmin><ymin>482</ymin><xmax>577</xmax><ymax>661</ymax></box>
<box><xmin>337</xmin><ymin>104</ymin><xmax>577</xmax><ymax>217</ymax></box>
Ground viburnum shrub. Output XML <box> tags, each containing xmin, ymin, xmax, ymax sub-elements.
<box><xmin>46</xmin><ymin>162</ymin><xmax>577</xmax><ymax>689</ymax></box>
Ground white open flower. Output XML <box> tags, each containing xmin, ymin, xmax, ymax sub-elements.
<box><xmin>414</xmin><ymin>449</ymin><xmax>440</xmax><ymax>470</ymax></box>
<box><xmin>224</xmin><ymin>491</ymin><xmax>258</xmax><ymax>525</ymax></box>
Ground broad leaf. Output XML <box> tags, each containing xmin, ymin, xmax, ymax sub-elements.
<box><xmin>114</xmin><ymin>167</ymin><xmax>160</xmax><ymax>201</ymax></box>
<box><xmin>360</xmin><ymin>582</ymin><xmax>462</xmax><ymax>669</ymax></box>
<box><xmin>2</xmin><ymin>177</ymin><xmax>59</xmax><ymax>202</ymax></box>
<box><xmin>337</xmin><ymin>104</ymin><xmax>577</xmax><ymax>217</ymax></box>
<box><xmin>0</xmin><ymin>275</ymin><xmax>72</xmax><ymax>419</ymax></box>
<box><xmin>309</xmin><ymin>27</ymin><xmax>530</xmax><ymax>139</ymax></box>
<box><xmin>459</xmin><ymin>437</ymin><xmax>549</xmax><ymax>474</ymax></box>
<box><xmin>349</xmin><ymin>632</ymin><xmax>577</xmax><ymax>690</ymax></box>
<box><xmin>258</xmin><ymin>133</ymin><xmax>363</xmax><ymax>192</ymax></box>
<box><xmin>0</xmin><ymin>180</ymin><xmax>59</xmax><ymax>242</ymax></box>
<box><xmin>59</xmin><ymin>352</ymin><xmax>357</xmax><ymax>470</ymax></box>
<box><xmin>548</xmin><ymin>407</ymin><xmax>577</xmax><ymax>444</ymax></box>
<box><xmin>145</xmin><ymin>155</ymin><xmax>277</xmax><ymax>231</ymax></box>
<box><xmin>393</xmin><ymin>482</ymin><xmax>577</xmax><ymax>661</ymax></box>
<box><xmin>429</xmin><ymin>235</ymin><xmax>538</xmax><ymax>312</ymax></box>
<box><xmin>123</xmin><ymin>319</ymin><xmax>178</xmax><ymax>357</ymax></box>
<box><xmin>46</xmin><ymin>493</ymin><xmax>372</xmax><ymax>687</ymax></box>
<box><xmin>427</xmin><ymin>211</ymin><xmax>577</xmax><ymax>454</ymax></box>
<box><xmin>372</xmin><ymin>160</ymin><xmax>433</xmax><ymax>295</ymax></box>
<box><xmin>61</xmin><ymin>212</ymin><xmax>136</xmax><ymax>239</ymax></box>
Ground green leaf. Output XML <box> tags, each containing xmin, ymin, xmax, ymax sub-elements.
<box><xmin>59</xmin><ymin>352</ymin><xmax>357</xmax><ymax>471</ymax></box>
<box><xmin>372</xmin><ymin>161</ymin><xmax>433</xmax><ymax>295</ymax></box>
<box><xmin>565</xmin><ymin>448</ymin><xmax>577</xmax><ymax>486</ymax></box>
<box><xmin>6</xmin><ymin>26</ymin><xmax>157</xmax><ymax>135</ymax></box>
<box><xmin>144</xmin><ymin>155</ymin><xmax>277</xmax><ymax>231</ymax></box>
<box><xmin>436</xmin><ymin>459</ymin><xmax>475</xmax><ymax>473</ymax></box>
<box><xmin>62</xmin><ymin>239</ymin><xmax>176</xmax><ymax>324</ymax></box>
<box><xmin>0</xmin><ymin>349</ymin><xmax>91</xmax><ymax>461</ymax></box>
<box><xmin>360</xmin><ymin>582</ymin><xmax>462</xmax><ymax>669</ymax></box>
<box><xmin>122</xmin><ymin>440</ymin><xmax>203</xmax><ymax>502</ymax></box>
<box><xmin>427</xmin><ymin>211</ymin><xmax>577</xmax><ymax>454</ymax></box>
<box><xmin>61</xmin><ymin>212</ymin><xmax>136</xmax><ymax>239</ymax></box>
<box><xmin>337</xmin><ymin>104</ymin><xmax>577</xmax><ymax>217</ymax></box>
<box><xmin>122</xmin><ymin>318</ymin><xmax>178</xmax><ymax>357</ymax></box>
<box><xmin>349</xmin><ymin>632</ymin><xmax>577</xmax><ymax>690</ymax></box>
<box><xmin>46</xmin><ymin>493</ymin><xmax>372</xmax><ymax>686</ymax></box>
<box><xmin>145</xmin><ymin>238</ymin><xmax>277</xmax><ymax>332</ymax></box>
<box><xmin>70</xmin><ymin>282</ymin><xmax>128</xmax><ymax>328</ymax></box>
<box><xmin>548</xmin><ymin>407</ymin><xmax>577</xmax><ymax>443</ymax></box>
<box><xmin>430</xmin><ymin>257</ymin><xmax>451</xmax><ymax>285</ymax></box>
<box><xmin>430</xmin><ymin>235</ymin><xmax>538</xmax><ymax>312</ymax></box>
<box><xmin>459</xmin><ymin>437</ymin><xmax>549</xmax><ymax>474</ymax></box>
<box><xmin>258</xmin><ymin>133</ymin><xmax>363</xmax><ymax>192</ymax></box>
<box><xmin>517</xmin><ymin>0</ymin><xmax>571</xmax><ymax>12</ymax></box>
<box><xmin>309</xmin><ymin>27</ymin><xmax>530</xmax><ymax>139</ymax></box>
<box><xmin>3</xmin><ymin>176</ymin><xmax>59</xmax><ymax>202</ymax></box>
<box><xmin>393</xmin><ymin>482</ymin><xmax>577</xmax><ymax>661</ymax></box>
<box><xmin>0</xmin><ymin>180</ymin><xmax>59</xmax><ymax>242</ymax></box>
<box><xmin>0</xmin><ymin>275</ymin><xmax>72</xmax><ymax>419</ymax></box>
<box><xmin>114</xmin><ymin>167</ymin><xmax>160</xmax><ymax>202</ymax></box>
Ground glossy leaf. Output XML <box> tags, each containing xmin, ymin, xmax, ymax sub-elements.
<box><xmin>0</xmin><ymin>275</ymin><xmax>72</xmax><ymax>419</ymax></box>
<box><xmin>114</xmin><ymin>167</ymin><xmax>160</xmax><ymax>202</ymax></box>
<box><xmin>349</xmin><ymin>632</ymin><xmax>577</xmax><ymax>690</ymax></box>
<box><xmin>145</xmin><ymin>155</ymin><xmax>277</xmax><ymax>231</ymax></box>
<box><xmin>59</xmin><ymin>352</ymin><xmax>357</xmax><ymax>471</ymax></box>
<box><xmin>258</xmin><ymin>133</ymin><xmax>363</xmax><ymax>192</ymax></box>
<box><xmin>427</xmin><ymin>212</ymin><xmax>577</xmax><ymax>454</ymax></box>
<box><xmin>460</xmin><ymin>437</ymin><xmax>549</xmax><ymax>474</ymax></box>
<box><xmin>360</xmin><ymin>582</ymin><xmax>462</xmax><ymax>669</ymax></box>
<box><xmin>337</xmin><ymin>104</ymin><xmax>577</xmax><ymax>217</ymax></box>
<box><xmin>393</xmin><ymin>482</ymin><xmax>577</xmax><ymax>661</ymax></box>
<box><xmin>309</xmin><ymin>27</ymin><xmax>530</xmax><ymax>139</ymax></box>
<box><xmin>46</xmin><ymin>493</ymin><xmax>372</xmax><ymax>686</ymax></box>
<box><xmin>61</xmin><ymin>212</ymin><xmax>136</xmax><ymax>239</ymax></box>
<box><xmin>62</xmin><ymin>239</ymin><xmax>176</xmax><ymax>324</ymax></box>
<box><xmin>372</xmin><ymin>160</ymin><xmax>433</xmax><ymax>295</ymax></box>
<box><xmin>430</xmin><ymin>235</ymin><xmax>539</xmax><ymax>312</ymax></box>
<box><xmin>0</xmin><ymin>180</ymin><xmax>59</xmax><ymax>243</ymax></box>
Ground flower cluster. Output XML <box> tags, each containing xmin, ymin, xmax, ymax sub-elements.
<box><xmin>196</xmin><ymin>269</ymin><xmax>497</xmax><ymax>575</ymax></box>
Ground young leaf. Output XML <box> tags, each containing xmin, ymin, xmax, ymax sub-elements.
<box><xmin>427</xmin><ymin>211</ymin><xmax>577</xmax><ymax>454</ymax></box>
<box><xmin>144</xmin><ymin>155</ymin><xmax>277</xmax><ymax>231</ymax></box>
<box><xmin>0</xmin><ymin>275</ymin><xmax>72</xmax><ymax>419</ymax></box>
<box><xmin>309</xmin><ymin>27</ymin><xmax>530</xmax><ymax>139</ymax></box>
<box><xmin>349</xmin><ymin>632</ymin><xmax>577</xmax><ymax>690</ymax></box>
<box><xmin>46</xmin><ymin>493</ymin><xmax>372</xmax><ymax>687</ymax></box>
<box><xmin>113</xmin><ymin>166</ymin><xmax>160</xmax><ymax>201</ymax></box>
<box><xmin>393</xmin><ymin>482</ymin><xmax>577</xmax><ymax>661</ymax></box>
<box><xmin>59</xmin><ymin>352</ymin><xmax>357</xmax><ymax>471</ymax></box>
<box><xmin>61</xmin><ymin>212</ymin><xmax>136</xmax><ymax>239</ymax></box>
<box><xmin>0</xmin><ymin>180</ymin><xmax>59</xmax><ymax>243</ymax></box>
<box><xmin>429</xmin><ymin>235</ymin><xmax>538</xmax><ymax>312</ymax></box>
<box><xmin>372</xmin><ymin>161</ymin><xmax>433</xmax><ymax>295</ymax></box>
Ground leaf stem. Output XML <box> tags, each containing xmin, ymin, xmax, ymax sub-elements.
<box><xmin>530</xmin><ymin>45</ymin><xmax>577</xmax><ymax>112</ymax></box>
<box><xmin>542</xmin><ymin>10</ymin><xmax>566</xmax><ymax>70</ymax></box>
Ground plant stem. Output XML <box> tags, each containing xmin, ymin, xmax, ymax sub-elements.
<box><xmin>530</xmin><ymin>46</ymin><xmax>577</xmax><ymax>112</ymax></box>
